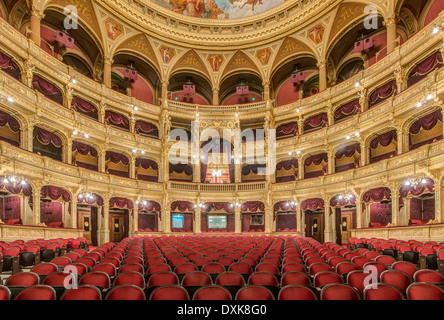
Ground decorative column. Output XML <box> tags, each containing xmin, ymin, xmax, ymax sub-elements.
<box><xmin>25</xmin><ymin>125</ymin><xmax>34</xmax><ymax>152</ymax></box>
<box><xmin>391</xmin><ymin>195</ymin><xmax>400</xmax><ymax>226</ymax></box>
<box><xmin>70</xmin><ymin>199</ymin><xmax>77</xmax><ymax>229</ymax></box>
<box><xmin>301</xmin><ymin>205</ymin><xmax>306</xmax><ymax>236</ymax></box>
<box><xmin>128</xmin><ymin>210</ymin><xmax>134</xmax><ymax>237</ymax></box>
<box><xmin>24</xmin><ymin>60</ymin><xmax>35</xmax><ymax>88</ymax></box>
<box><xmin>98</xmin><ymin>149</ymin><xmax>106</xmax><ymax>173</ymax></box>
<box><xmin>327</xmin><ymin>148</ymin><xmax>335</xmax><ymax>175</ymax></box>
<box><xmin>66</xmin><ymin>138</ymin><xmax>73</xmax><ymax>164</ymax></box>
<box><xmin>323</xmin><ymin>196</ymin><xmax>334</xmax><ymax>242</ymax></box>
<box><xmin>265</xmin><ymin>203</ymin><xmax>273</xmax><ymax>233</ymax></box>
<box><xmin>129</xmin><ymin>117</ymin><xmax>136</xmax><ymax>134</ymax></box>
<box><xmin>400</xmin><ymin>196</ymin><xmax>410</xmax><ymax>226</ymax></box>
<box><xmin>359</xmin><ymin>140</ymin><xmax>368</xmax><ymax>167</ymax></box>
<box><xmin>212</xmin><ymin>88</ymin><xmax>219</xmax><ymax>105</ymax></box>
<box><xmin>263</xmin><ymin>82</ymin><xmax>270</xmax><ymax>101</ymax></box>
<box><xmin>384</xmin><ymin>14</ymin><xmax>399</xmax><ymax>54</ymax></box>
<box><xmin>161</xmin><ymin>80</ymin><xmax>169</xmax><ymax>101</ymax></box>
<box><xmin>356</xmin><ymin>200</ymin><xmax>363</xmax><ymax>229</ymax></box>
<box><xmin>235</xmin><ymin>204</ymin><xmax>241</xmax><ymax>233</ymax></box>
<box><xmin>98</xmin><ymin>102</ymin><xmax>106</xmax><ymax>124</ymax></box>
<box><xmin>129</xmin><ymin>155</ymin><xmax>136</xmax><ymax>179</ymax></box>
<box><xmin>133</xmin><ymin>206</ymin><xmax>139</xmax><ymax>235</ymax></box>
<box><xmin>29</xmin><ymin>7</ymin><xmax>43</xmax><ymax>46</ymax></box>
<box><xmin>318</xmin><ymin>60</ymin><xmax>328</xmax><ymax>92</ymax></box>
<box><xmin>397</xmin><ymin>127</ymin><xmax>407</xmax><ymax>154</ymax></box>
<box><xmin>298</xmin><ymin>118</ymin><xmax>304</xmax><ymax>135</ymax></box>
<box><xmin>326</xmin><ymin>104</ymin><xmax>334</xmax><ymax>126</ymax></box>
<box><xmin>32</xmin><ymin>191</ymin><xmax>41</xmax><ymax>226</ymax></box>
<box><xmin>194</xmin><ymin>206</ymin><xmax>201</xmax><ymax>233</ymax></box>
<box><xmin>103</xmin><ymin>58</ymin><xmax>113</xmax><ymax>88</ymax></box>
<box><xmin>298</xmin><ymin>156</ymin><xmax>304</xmax><ymax>180</ymax></box>
<box><xmin>435</xmin><ymin>183</ymin><xmax>442</xmax><ymax>223</ymax></box>
<box><xmin>164</xmin><ymin>208</ymin><xmax>171</xmax><ymax>233</ymax></box>
<box><xmin>296</xmin><ymin>205</ymin><xmax>302</xmax><ymax>234</ymax></box>
<box><xmin>98</xmin><ymin>202</ymin><xmax>110</xmax><ymax>245</ymax></box>
<box><xmin>162</xmin><ymin>145</ymin><xmax>170</xmax><ymax>182</ymax></box>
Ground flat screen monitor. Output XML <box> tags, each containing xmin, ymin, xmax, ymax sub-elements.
<box><xmin>208</xmin><ymin>215</ymin><xmax>227</xmax><ymax>229</ymax></box>
<box><xmin>172</xmin><ymin>214</ymin><xmax>184</xmax><ymax>228</ymax></box>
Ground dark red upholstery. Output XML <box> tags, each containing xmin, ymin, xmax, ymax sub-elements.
<box><xmin>235</xmin><ymin>285</ymin><xmax>274</xmax><ymax>300</ymax></box>
<box><xmin>193</xmin><ymin>285</ymin><xmax>232</xmax><ymax>300</ymax></box>
<box><xmin>321</xmin><ymin>284</ymin><xmax>360</xmax><ymax>300</ymax></box>
<box><xmin>149</xmin><ymin>285</ymin><xmax>189</xmax><ymax>300</ymax></box>
<box><xmin>278</xmin><ymin>285</ymin><xmax>317</xmax><ymax>300</ymax></box>
<box><xmin>363</xmin><ymin>283</ymin><xmax>404</xmax><ymax>300</ymax></box>
<box><xmin>407</xmin><ymin>283</ymin><xmax>444</xmax><ymax>300</ymax></box>
<box><xmin>15</xmin><ymin>285</ymin><xmax>56</xmax><ymax>300</ymax></box>
<box><xmin>106</xmin><ymin>285</ymin><xmax>146</xmax><ymax>300</ymax></box>
<box><xmin>61</xmin><ymin>285</ymin><xmax>102</xmax><ymax>300</ymax></box>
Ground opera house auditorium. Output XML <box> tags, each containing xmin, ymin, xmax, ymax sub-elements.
<box><xmin>0</xmin><ymin>0</ymin><xmax>443</xmax><ymax>302</ymax></box>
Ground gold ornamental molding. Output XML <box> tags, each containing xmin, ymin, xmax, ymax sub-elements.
<box><xmin>96</xmin><ymin>0</ymin><xmax>341</xmax><ymax>49</ymax></box>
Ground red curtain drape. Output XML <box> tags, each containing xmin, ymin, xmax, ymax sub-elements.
<box><xmin>369</xmin><ymin>80</ymin><xmax>397</xmax><ymax>108</ymax></box>
<box><xmin>110</xmin><ymin>197</ymin><xmax>133</xmax><ymax>209</ymax></box>
<box><xmin>202</xmin><ymin>202</ymin><xmax>234</xmax><ymax>214</ymax></box>
<box><xmin>301</xmin><ymin>198</ymin><xmax>324</xmax><ymax>211</ymax></box>
<box><xmin>72</xmin><ymin>141</ymin><xmax>98</xmax><ymax>157</ymax></box>
<box><xmin>3</xmin><ymin>196</ymin><xmax>20</xmax><ymax>219</ymax></box>
<box><xmin>32</xmin><ymin>75</ymin><xmax>63</xmax><ymax>104</ymax></box>
<box><xmin>0</xmin><ymin>51</ymin><xmax>21</xmax><ymax>80</ymax></box>
<box><xmin>40</xmin><ymin>202</ymin><xmax>63</xmax><ymax>223</ymax></box>
<box><xmin>105</xmin><ymin>151</ymin><xmax>129</xmax><ymax>165</ymax></box>
<box><xmin>362</xmin><ymin>187</ymin><xmax>391</xmax><ymax>203</ymax></box>
<box><xmin>169</xmin><ymin>163</ymin><xmax>193</xmax><ymax>175</ymax></box>
<box><xmin>334</xmin><ymin>100</ymin><xmax>361</xmax><ymax>122</ymax></box>
<box><xmin>135</xmin><ymin>120</ymin><xmax>159</xmax><ymax>138</ymax></box>
<box><xmin>399</xmin><ymin>178</ymin><xmax>434</xmax><ymax>198</ymax></box>
<box><xmin>135</xmin><ymin>158</ymin><xmax>158</xmax><ymax>170</ymax></box>
<box><xmin>41</xmin><ymin>185</ymin><xmax>70</xmax><ymax>202</ymax></box>
<box><xmin>335</xmin><ymin>143</ymin><xmax>361</xmax><ymax>159</ymax></box>
<box><xmin>370</xmin><ymin>129</ymin><xmax>397</xmax><ymax>149</ymax></box>
<box><xmin>276</xmin><ymin>122</ymin><xmax>298</xmax><ymax>139</ymax></box>
<box><xmin>241</xmin><ymin>201</ymin><xmax>265</xmax><ymax>213</ymax></box>
<box><xmin>304</xmin><ymin>113</ymin><xmax>328</xmax><ymax>131</ymax></box>
<box><xmin>330</xmin><ymin>195</ymin><xmax>356</xmax><ymax>207</ymax></box>
<box><xmin>105</xmin><ymin>110</ymin><xmax>129</xmax><ymax>130</ymax></box>
<box><xmin>304</xmin><ymin>153</ymin><xmax>328</xmax><ymax>166</ymax></box>
<box><xmin>276</xmin><ymin>214</ymin><xmax>296</xmax><ymax>231</ymax></box>
<box><xmin>71</xmin><ymin>96</ymin><xmax>98</xmax><ymax>119</ymax></box>
<box><xmin>0</xmin><ymin>110</ymin><xmax>20</xmax><ymax>133</ymax></box>
<box><xmin>171</xmin><ymin>200</ymin><xmax>194</xmax><ymax>213</ymax></box>
<box><xmin>78</xmin><ymin>194</ymin><xmax>104</xmax><ymax>206</ymax></box>
<box><xmin>408</xmin><ymin>51</ymin><xmax>443</xmax><ymax>87</ymax></box>
<box><xmin>33</xmin><ymin>127</ymin><xmax>62</xmax><ymax>148</ymax></box>
<box><xmin>138</xmin><ymin>213</ymin><xmax>157</xmax><ymax>231</ymax></box>
<box><xmin>0</xmin><ymin>176</ymin><xmax>32</xmax><ymax>196</ymax></box>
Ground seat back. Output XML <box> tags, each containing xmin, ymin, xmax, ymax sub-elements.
<box><xmin>193</xmin><ymin>285</ymin><xmax>232</xmax><ymax>300</ymax></box>
<box><xmin>235</xmin><ymin>285</ymin><xmax>274</xmax><ymax>300</ymax></box>
<box><xmin>6</xmin><ymin>272</ymin><xmax>39</xmax><ymax>286</ymax></box>
<box><xmin>182</xmin><ymin>271</ymin><xmax>212</xmax><ymax>287</ymax></box>
<box><xmin>278</xmin><ymin>285</ymin><xmax>317</xmax><ymax>300</ymax></box>
<box><xmin>60</xmin><ymin>285</ymin><xmax>102</xmax><ymax>300</ymax></box>
<box><xmin>78</xmin><ymin>271</ymin><xmax>111</xmax><ymax>289</ymax></box>
<box><xmin>413</xmin><ymin>270</ymin><xmax>444</xmax><ymax>283</ymax></box>
<box><xmin>147</xmin><ymin>271</ymin><xmax>179</xmax><ymax>287</ymax></box>
<box><xmin>113</xmin><ymin>271</ymin><xmax>145</xmax><ymax>288</ymax></box>
<box><xmin>248</xmin><ymin>271</ymin><xmax>278</xmax><ymax>287</ymax></box>
<box><xmin>92</xmin><ymin>263</ymin><xmax>117</xmax><ymax>277</ymax></box>
<box><xmin>391</xmin><ymin>261</ymin><xmax>417</xmax><ymax>279</ymax></box>
<box><xmin>321</xmin><ymin>284</ymin><xmax>360</xmax><ymax>300</ymax></box>
<box><xmin>281</xmin><ymin>271</ymin><xmax>311</xmax><ymax>287</ymax></box>
<box><xmin>363</xmin><ymin>283</ymin><xmax>403</xmax><ymax>300</ymax></box>
<box><xmin>0</xmin><ymin>285</ymin><xmax>11</xmax><ymax>300</ymax></box>
<box><xmin>313</xmin><ymin>271</ymin><xmax>344</xmax><ymax>288</ymax></box>
<box><xmin>15</xmin><ymin>285</ymin><xmax>56</xmax><ymax>300</ymax></box>
<box><xmin>149</xmin><ymin>285</ymin><xmax>189</xmax><ymax>300</ymax></box>
<box><xmin>105</xmin><ymin>285</ymin><xmax>146</xmax><ymax>300</ymax></box>
<box><xmin>407</xmin><ymin>283</ymin><xmax>444</xmax><ymax>300</ymax></box>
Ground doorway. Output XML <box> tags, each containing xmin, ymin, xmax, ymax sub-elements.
<box><xmin>305</xmin><ymin>211</ymin><xmax>324</xmax><ymax>243</ymax></box>
<box><xmin>109</xmin><ymin>210</ymin><xmax>129</xmax><ymax>243</ymax></box>
<box><xmin>77</xmin><ymin>205</ymin><xmax>98</xmax><ymax>246</ymax></box>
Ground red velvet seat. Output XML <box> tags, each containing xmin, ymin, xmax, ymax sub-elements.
<box><xmin>308</xmin><ymin>263</ymin><xmax>332</xmax><ymax>276</ymax></box>
<box><xmin>119</xmin><ymin>263</ymin><xmax>144</xmax><ymax>275</ymax></box>
<box><xmin>362</xmin><ymin>261</ymin><xmax>388</xmax><ymax>275</ymax></box>
<box><xmin>228</xmin><ymin>262</ymin><xmax>253</xmax><ymax>275</ymax></box>
<box><xmin>113</xmin><ymin>271</ymin><xmax>145</xmax><ymax>288</ymax></box>
<box><xmin>202</xmin><ymin>262</ymin><xmax>225</xmax><ymax>275</ymax></box>
<box><xmin>84</xmin><ymin>252</ymin><xmax>102</xmax><ymax>262</ymax></box>
<box><xmin>60</xmin><ymin>285</ymin><xmax>102</xmax><ymax>300</ymax></box>
<box><xmin>363</xmin><ymin>251</ymin><xmax>380</xmax><ymax>260</ymax></box>
<box><xmin>235</xmin><ymin>285</ymin><xmax>274</xmax><ymax>300</ymax></box>
<box><xmin>280</xmin><ymin>271</ymin><xmax>311</xmax><ymax>287</ymax></box>
<box><xmin>146</xmin><ymin>263</ymin><xmax>171</xmax><ymax>275</ymax></box>
<box><xmin>278</xmin><ymin>285</ymin><xmax>317</xmax><ymax>300</ymax></box>
<box><xmin>0</xmin><ymin>285</ymin><xmax>11</xmax><ymax>300</ymax></box>
<box><xmin>380</xmin><ymin>270</ymin><xmax>412</xmax><ymax>295</ymax></box>
<box><xmin>146</xmin><ymin>257</ymin><xmax>167</xmax><ymax>267</ymax></box>
<box><xmin>335</xmin><ymin>262</ymin><xmax>360</xmax><ymax>275</ymax></box>
<box><xmin>375</xmin><ymin>255</ymin><xmax>397</xmax><ymax>266</ymax></box>
<box><xmin>351</xmin><ymin>256</ymin><xmax>372</xmax><ymax>269</ymax></box>
<box><xmin>63</xmin><ymin>252</ymin><xmax>81</xmax><ymax>262</ymax></box>
<box><xmin>182</xmin><ymin>271</ymin><xmax>212</xmax><ymax>287</ymax></box>
<box><xmin>6</xmin><ymin>272</ymin><xmax>39</xmax><ymax>287</ymax></box>
<box><xmin>313</xmin><ymin>271</ymin><xmax>344</xmax><ymax>288</ymax></box>
<box><xmin>363</xmin><ymin>283</ymin><xmax>403</xmax><ymax>300</ymax></box>
<box><xmin>216</xmin><ymin>256</ymin><xmax>235</xmax><ymax>267</ymax></box>
<box><xmin>76</xmin><ymin>257</ymin><xmax>97</xmax><ymax>268</ymax></box>
<box><xmin>327</xmin><ymin>256</ymin><xmax>347</xmax><ymax>268</ymax></box>
<box><xmin>63</xmin><ymin>263</ymin><xmax>88</xmax><ymax>276</ymax></box>
<box><xmin>106</xmin><ymin>285</ymin><xmax>146</xmax><ymax>300</ymax></box>
<box><xmin>173</xmin><ymin>262</ymin><xmax>197</xmax><ymax>275</ymax></box>
<box><xmin>413</xmin><ymin>269</ymin><xmax>444</xmax><ymax>283</ymax></box>
<box><xmin>147</xmin><ymin>271</ymin><xmax>179</xmax><ymax>287</ymax></box>
<box><xmin>92</xmin><ymin>263</ymin><xmax>117</xmax><ymax>277</ymax></box>
<box><xmin>282</xmin><ymin>262</ymin><xmax>305</xmax><ymax>274</ymax></box>
<box><xmin>99</xmin><ymin>257</ymin><xmax>120</xmax><ymax>268</ymax></box>
<box><xmin>407</xmin><ymin>283</ymin><xmax>444</xmax><ymax>300</ymax></box>
<box><xmin>149</xmin><ymin>285</ymin><xmax>189</xmax><ymax>300</ymax></box>
<box><xmin>78</xmin><ymin>271</ymin><xmax>111</xmax><ymax>290</ymax></box>
<box><xmin>320</xmin><ymin>283</ymin><xmax>360</xmax><ymax>300</ymax></box>
<box><xmin>122</xmin><ymin>257</ymin><xmax>144</xmax><ymax>265</ymax></box>
<box><xmin>256</xmin><ymin>262</ymin><xmax>279</xmax><ymax>275</ymax></box>
<box><xmin>193</xmin><ymin>285</ymin><xmax>232</xmax><ymax>300</ymax></box>
<box><xmin>15</xmin><ymin>285</ymin><xmax>56</xmax><ymax>300</ymax></box>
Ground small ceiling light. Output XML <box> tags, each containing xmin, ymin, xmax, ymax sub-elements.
<box><xmin>73</xmin><ymin>130</ymin><xmax>78</xmax><ymax>135</ymax></box>
<box><xmin>355</xmin><ymin>81</ymin><xmax>361</xmax><ymax>88</ymax></box>
<box><xmin>10</xmin><ymin>176</ymin><xmax>16</xmax><ymax>183</ymax></box>
<box><xmin>235</xmin><ymin>113</ymin><xmax>239</xmax><ymax>117</ymax></box>
<box><xmin>426</xmin><ymin>94</ymin><xmax>433</xmax><ymax>100</ymax></box>
<box><xmin>346</xmin><ymin>135</ymin><xmax>351</xmax><ymax>140</ymax></box>
<box><xmin>133</xmin><ymin>106</ymin><xmax>138</xmax><ymax>111</ymax></box>
<box><xmin>432</xmin><ymin>26</ymin><xmax>440</xmax><ymax>34</ymax></box>
<box><xmin>288</xmin><ymin>152</ymin><xmax>293</xmax><ymax>156</ymax></box>
<box><xmin>296</xmin><ymin>108</ymin><xmax>300</xmax><ymax>113</ymax></box>
<box><xmin>141</xmin><ymin>151</ymin><xmax>145</xmax><ymax>154</ymax></box>
<box><xmin>355</xmin><ymin>132</ymin><xmax>360</xmax><ymax>137</ymax></box>
<box><xmin>417</xmin><ymin>102</ymin><xmax>422</xmax><ymax>107</ymax></box>
<box><xmin>71</xmin><ymin>78</ymin><xmax>76</xmax><ymax>84</ymax></box>
<box><xmin>296</xmin><ymin>150</ymin><xmax>301</xmax><ymax>155</ymax></box>
<box><xmin>135</xmin><ymin>200</ymin><xmax>140</xmax><ymax>204</ymax></box>
<box><xmin>143</xmin><ymin>201</ymin><xmax>147</xmax><ymax>205</ymax></box>
<box><xmin>132</xmin><ymin>149</ymin><xmax>137</xmax><ymax>153</ymax></box>
<box><xmin>7</xmin><ymin>97</ymin><xmax>14</xmax><ymax>103</ymax></box>
<box><xmin>84</xmin><ymin>133</ymin><xmax>89</xmax><ymax>138</ymax></box>
<box><xmin>21</xmin><ymin>180</ymin><xmax>26</xmax><ymax>185</ymax></box>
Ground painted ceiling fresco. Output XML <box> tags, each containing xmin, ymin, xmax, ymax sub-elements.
<box><xmin>150</xmin><ymin>0</ymin><xmax>286</xmax><ymax>19</ymax></box>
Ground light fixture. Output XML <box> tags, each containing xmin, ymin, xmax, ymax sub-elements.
<box><xmin>71</xmin><ymin>77</ymin><xmax>76</xmax><ymax>84</ymax></box>
<box><xmin>296</xmin><ymin>108</ymin><xmax>300</xmax><ymax>113</ymax></box>
<box><xmin>346</xmin><ymin>135</ymin><xmax>351</xmax><ymax>140</ymax></box>
<box><xmin>133</xmin><ymin>106</ymin><xmax>138</xmax><ymax>111</ymax></box>
<box><xmin>73</xmin><ymin>130</ymin><xmax>89</xmax><ymax>138</ymax></box>
<box><xmin>404</xmin><ymin>176</ymin><xmax>428</xmax><ymax>188</ymax></box>
<box><xmin>432</xmin><ymin>26</ymin><xmax>440</xmax><ymax>34</ymax></box>
<box><xmin>288</xmin><ymin>152</ymin><xmax>293</xmax><ymax>156</ymax></box>
<box><xmin>355</xmin><ymin>132</ymin><xmax>360</xmax><ymax>137</ymax></box>
<box><xmin>354</xmin><ymin>81</ymin><xmax>361</xmax><ymax>88</ymax></box>
<box><xmin>235</xmin><ymin>113</ymin><xmax>239</xmax><ymax>117</ymax></box>
<box><xmin>3</xmin><ymin>159</ymin><xmax>27</xmax><ymax>187</ymax></box>
<box><xmin>426</xmin><ymin>93</ymin><xmax>433</xmax><ymax>100</ymax></box>
<box><xmin>417</xmin><ymin>101</ymin><xmax>422</xmax><ymax>108</ymax></box>
<box><xmin>296</xmin><ymin>150</ymin><xmax>301</xmax><ymax>155</ymax></box>
<box><xmin>7</xmin><ymin>97</ymin><xmax>14</xmax><ymax>103</ymax></box>
<box><xmin>337</xmin><ymin>193</ymin><xmax>354</xmax><ymax>201</ymax></box>
<box><xmin>196</xmin><ymin>113</ymin><xmax>199</xmax><ymax>117</ymax></box>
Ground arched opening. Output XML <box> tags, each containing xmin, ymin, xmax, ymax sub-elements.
<box><xmin>33</xmin><ymin>126</ymin><xmax>63</xmax><ymax>161</ymax></box>
<box><xmin>32</xmin><ymin>75</ymin><xmax>63</xmax><ymax>105</ymax></box>
<box><xmin>169</xmin><ymin>162</ymin><xmax>193</xmax><ymax>182</ymax></box>
<box><xmin>241</xmin><ymin>201</ymin><xmax>265</xmax><ymax>233</ymax></box>
<box><xmin>135</xmin><ymin>120</ymin><xmax>159</xmax><ymax>139</ymax></box>
<box><xmin>304</xmin><ymin>113</ymin><xmax>328</xmax><ymax>133</ymax></box>
<box><xmin>362</xmin><ymin>187</ymin><xmax>392</xmax><ymax>228</ymax></box>
<box><xmin>275</xmin><ymin>159</ymin><xmax>298</xmax><ymax>183</ymax></box>
<box><xmin>304</xmin><ymin>153</ymin><xmax>327</xmax><ymax>179</ymax></box>
<box><xmin>201</xmin><ymin>138</ymin><xmax>234</xmax><ymax>183</ymax></box>
<box><xmin>0</xmin><ymin>176</ymin><xmax>32</xmax><ymax>225</ymax></box>
<box><xmin>105</xmin><ymin>151</ymin><xmax>129</xmax><ymax>178</ymax></box>
<box><xmin>219</xmin><ymin>71</ymin><xmax>263</xmax><ymax>105</ymax></box>
<box><xmin>171</xmin><ymin>201</ymin><xmax>194</xmax><ymax>233</ymax></box>
<box><xmin>105</xmin><ymin>110</ymin><xmax>130</xmax><ymax>131</ymax></box>
<box><xmin>368</xmin><ymin>80</ymin><xmax>398</xmax><ymax>109</ymax></box>
<box><xmin>200</xmin><ymin>202</ymin><xmax>235</xmax><ymax>233</ymax></box>
<box><xmin>137</xmin><ymin>201</ymin><xmax>161</xmax><ymax>232</ymax></box>
<box><xmin>276</xmin><ymin>121</ymin><xmax>298</xmax><ymax>140</ymax></box>
<box><xmin>273</xmin><ymin>201</ymin><xmax>297</xmax><ymax>232</ymax></box>
<box><xmin>72</xmin><ymin>141</ymin><xmax>98</xmax><ymax>171</ymax></box>
<box><xmin>135</xmin><ymin>158</ymin><xmax>158</xmax><ymax>182</ymax></box>
<box><xmin>109</xmin><ymin>197</ymin><xmax>132</xmax><ymax>243</ymax></box>
<box><xmin>40</xmin><ymin>185</ymin><xmax>71</xmax><ymax>228</ymax></box>
<box><xmin>0</xmin><ymin>109</ymin><xmax>20</xmax><ymax>147</ymax></box>
<box><xmin>369</xmin><ymin>129</ymin><xmax>398</xmax><ymax>163</ymax></box>
<box><xmin>0</xmin><ymin>51</ymin><xmax>21</xmax><ymax>80</ymax></box>
<box><xmin>302</xmin><ymin>198</ymin><xmax>324</xmax><ymax>243</ymax></box>
<box><xmin>77</xmin><ymin>193</ymin><xmax>103</xmax><ymax>246</ymax></box>
<box><xmin>335</xmin><ymin>143</ymin><xmax>361</xmax><ymax>173</ymax></box>
<box><xmin>407</xmin><ymin>51</ymin><xmax>443</xmax><ymax>87</ymax></box>
<box><xmin>71</xmin><ymin>96</ymin><xmax>99</xmax><ymax>121</ymax></box>
<box><xmin>408</xmin><ymin>109</ymin><xmax>443</xmax><ymax>150</ymax></box>
<box><xmin>334</xmin><ymin>99</ymin><xmax>361</xmax><ymax>124</ymax></box>
<box><xmin>399</xmin><ymin>178</ymin><xmax>435</xmax><ymax>226</ymax></box>
<box><xmin>168</xmin><ymin>71</ymin><xmax>212</xmax><ymax>105</ymax></box>
<box><xmin>330</xmin><ymin>195</ymin><xmax>357</xmax><ymax>245</ymax></box>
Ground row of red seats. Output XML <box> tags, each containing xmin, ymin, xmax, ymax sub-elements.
<box><xmin>349</xmin><ymin>237</ymin><xmax>444</xmax><ymax>273</ymax></box>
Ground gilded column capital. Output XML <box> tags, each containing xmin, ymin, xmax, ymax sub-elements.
<box><xmin>104</xmin><ymin>58</ymin><xmax>114</xmax><ymax>65</ymax></box>
<box><xmin>383</xmin><ymin>14</ymin><xmax>399</xmax><ymax>27</ymax></box>
<box><xmin>28</xmin><ymin>6</ymin><xmax>45</xmax><ymax>20</ymax></box>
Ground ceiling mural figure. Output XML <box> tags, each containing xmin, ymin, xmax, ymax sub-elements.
<box><xmin>150</xmin><ymin>0</ymin><xmax>285</xmax><ymax>19</ymax></box>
